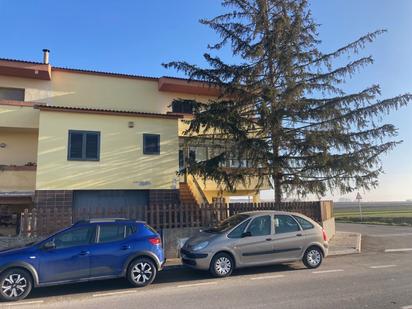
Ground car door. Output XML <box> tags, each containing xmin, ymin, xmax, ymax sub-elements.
<box><xmin>234</xmin><ymin>215</ymin><xmax>274</xmax><ymax>266</ymax></box>
<box><xmin>272</xmin><ymin>215</ymin><xmax>305</xmax><ymax>261</ymax></box>
<box><xmin>89</xmin><ymin>223</ymin><xmax>133</xmax><ymax>277</ymax></box>
<box><xmin>38</xmin><ymin>225</ymin><xmax>95</xmax><ymax>284</ymax></box>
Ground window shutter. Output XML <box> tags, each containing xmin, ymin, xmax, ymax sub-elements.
<box><xmin>85</xmin><ymin>133</ymin><xmax>99</xmax><ymax>160</ymax></box>
<box><xmin>69</xmin><ymin>132</ymin><xmax>84</xmax><ymax>159</ymax></box>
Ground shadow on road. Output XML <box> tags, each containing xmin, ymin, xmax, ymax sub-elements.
<box><xmin>27</xmin><ymin>263</ymin><xmax>305</xmax><ymax>300</ymax></box>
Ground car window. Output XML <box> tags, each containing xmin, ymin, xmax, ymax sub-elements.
<box><xmin>293</xmin><ymin>216</ymin><xmax>314</xmax><ymax>230</ymax></box>
<box><xmin>228</xmin><ymin>219</ymin><xmax>251</xmax><ymax>238</ymax></box>
<box><xmin>54</xmin><ymin>226</ymin><xmax>94</xmax><ymax>249</ymax></box>
<box><xmin>98</xmin><ymin>224</ymin><xmax>127</xmax><ymax>243</ymax></box>
<box><xmin>274</xmin><ymin>215</ymin><xmax>301</xmax><ymax>234</ymax></box>
<box><xmin>205</xmin><ymin>214</ymin><xmax>250</xmax><ymax>234</ymax></box>
<box><xmin>246</xmin><ymin>216</ymin><xmax>271</xmax><ymax>236</ymax></box>
<box><xmin>126</xmin><ymin>224</ymin><xmax>137</xmax><ymax>236</ymax></box>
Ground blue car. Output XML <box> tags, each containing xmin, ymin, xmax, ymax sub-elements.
<box><xmin>0</xmin><ymin>218</ymin><xmax>165</xmax><ymax>302</ymax></box>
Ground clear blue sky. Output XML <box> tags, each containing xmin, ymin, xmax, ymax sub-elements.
<box><xmin>1</xmin><ymin>0</ymin><xmax>411</xmax><ymax>201</ymax></box>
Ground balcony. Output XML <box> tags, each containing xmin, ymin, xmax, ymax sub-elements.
<box><xmin>0</xmin><ymin>100</ymin><xmax>40</xmax><ymax>129</ymax></box>
<box><xmin>0</xmin><ymin>165</ymin><xmax>36</xmax><ymax>192</ymax></box>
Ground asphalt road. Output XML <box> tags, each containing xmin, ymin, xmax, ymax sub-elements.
<box><xmin>2</xmin><ymin>223</ymin><xmax>412</xmax><ymax>309</ymax></box>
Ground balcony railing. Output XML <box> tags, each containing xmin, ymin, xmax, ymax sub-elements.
<box><xmin>0</xmin><ymin>165</ymin><xmax>36</xmax><ymax>192</ymax></box>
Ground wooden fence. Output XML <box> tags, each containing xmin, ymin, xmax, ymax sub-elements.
<box><xmin>20</xmin><ymin>201</ymin><xmax>329</xmax><ymax>237</ymax></box>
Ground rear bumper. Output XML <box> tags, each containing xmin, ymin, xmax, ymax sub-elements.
<box><xmin>323</xmin><ymin>242</ymin><xmax>329</xmax><ymax>257</ymax></box>
<box><xmin>160</xmin><ymin>258</ymin><xmax>166</xmax><ymax>270</ymax></box>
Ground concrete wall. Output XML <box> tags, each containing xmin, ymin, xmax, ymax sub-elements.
<box><xmin>321</xmin><ymin>217</ymin><xmax>336</xmax><ymax>240</ymax></box>
<box><xmin>36</xmin><ymin>110</ymin><xmax>180</xmax><ymax>190</ymax></box>
<box><xmin>161</xmin><ymin>227</ymin><xmax>201</xmax><ymax>259</ymax></box>
<box><xmin>320</xmin><ymin>201</ymin><xmax>336</xmax><ymax>239</ymax></box>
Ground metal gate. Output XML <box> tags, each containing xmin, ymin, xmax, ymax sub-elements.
<box><xmin>72</xmin><ymin>190</ymin><xmax>149</xmax><ymax>222</ymax></box>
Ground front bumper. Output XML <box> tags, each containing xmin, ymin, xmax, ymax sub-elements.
<box><xmin>180</xmin><ymin>248</ymin><xmax>212</xmax><ymax>270</ymax></box>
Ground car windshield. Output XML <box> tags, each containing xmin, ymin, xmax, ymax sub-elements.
<box><xmin>204</xmin><ymin>214</ymin><xmax>250</xmax><ymax>233</ymax></box>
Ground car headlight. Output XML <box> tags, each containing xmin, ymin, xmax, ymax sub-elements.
<box><xmin>192</xmin><ymin>241</ymin><xmax>209</xmax><ymax>251</ymax></box>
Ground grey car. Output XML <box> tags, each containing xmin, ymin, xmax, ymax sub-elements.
<box><xmin>180</xmin><ymin>211</ymin><xmax>328</xmax><ymax>277</ymax></box>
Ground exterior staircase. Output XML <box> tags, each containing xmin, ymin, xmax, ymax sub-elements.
<box><xmin>179</xmin><ymin>182</ymin><xmax>199</xmax><ymax>205</ymax></box>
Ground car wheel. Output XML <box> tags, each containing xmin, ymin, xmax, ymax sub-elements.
<box><xmin>303</xmin><ymin>246</ymin><xmax>323</xmax><ymax>269</ymax></box>
<box><xmin>127</xmin><ymin>258</ymin><xmax>157</xmax><ymax>287</ymax></box>
<box><xmin>210</xmin><ymin>253</ymin><xmax>234</xmax><ymax>278</ymax></box>
<box><xmin>0</xmin><ymin>268</ymin><xmax>33</xmax><ymax>302</ymax></box>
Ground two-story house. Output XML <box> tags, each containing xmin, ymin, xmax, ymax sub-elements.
<box><xmin>0</xmin><ymin>50</ymin><xmax>265</xmax><ymax>227</ymax></box>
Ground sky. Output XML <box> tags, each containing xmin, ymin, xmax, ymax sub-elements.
<box><xmin>0</xmin><ymin>0</ymin><xmax>411</xmax><ymax>202</ymax></box>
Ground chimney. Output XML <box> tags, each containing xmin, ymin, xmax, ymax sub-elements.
<box><xmin>42</xmin><ymin>49</ymin><xmax>50</xmax><ymax>64</ymax></box>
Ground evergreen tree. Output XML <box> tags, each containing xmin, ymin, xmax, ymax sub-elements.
<box><xmin>164</xmin><ymin>0</ymin><xmax>411</xmax><ymax>203</ymax></box>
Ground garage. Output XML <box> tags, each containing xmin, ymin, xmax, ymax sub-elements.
<box><xmin>72</xmin><ymin>190</ymin><xmax>149</xmax><ymax>222</ymax></box>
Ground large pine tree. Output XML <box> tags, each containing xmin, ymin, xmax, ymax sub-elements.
<box><xmin>164</xmin><ymin>0</ymin><xmax>411</xmax><ymax>203</ymax></box>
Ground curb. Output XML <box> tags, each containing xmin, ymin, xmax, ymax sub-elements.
<box><xmin>164</xmin><ymin>264</ymin><xmax>184</xmax><ymax>270</ymax></box>
<box><xmin>328</xmin><ymin>232</ymin><xmax>362</xmax><ymax>256</ymax></box>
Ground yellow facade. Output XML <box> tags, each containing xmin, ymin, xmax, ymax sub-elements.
<box><xmin>0</xmin><ymin>105</ymin><xmax>39</xmax><ymax>129</ymax></box>
<box><xmin>36</xmin><ymin>111</ymin><xmax>179</xmax><ymax>190</ymax></box>
<box><xmin>0</xmin><ymin>128</ymin><xmax>38</xmax><ymax>165</ymax></box>
<box><xmin>0</xmin><ymin>60</ymin><xmax>266</xmax><ymax>202</ymax></box>
<box><xmin>0</xmin><ymin>72</ymin><xmax>211</xmax><ymax>115</ymax></box>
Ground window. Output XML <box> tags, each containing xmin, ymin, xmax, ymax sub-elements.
<box><xmin>293</xmin><ymin>216</ymin><xmax>314</xmax><ymax>230</ymax></box>
<box><xmin>246</xmin><ymin>216</ymin><xmax>271</xmax><ymax>236</ymax></box>
<box><xmin>53</xmin><ymin>226</ymin><xmax>94</xmax><ymax>249</ymax></box>
<box><xmin>207</xmin><ymin>214</ymin><xmax>250</xmax><ymax>234</ymax></box>
<box><xmin>0</xmin><ymin>87</ymin><xmax>25</xmax><ymax>101</ymax></box>
<box><xmin>143</xmin><ymin>134</ymin><xmax>160</xmax><ymax>155</ymax></box>
<box><xmin>274</xmin><ymin>215</ymin><xmax>301</xmax><ymax>234</ymax></box>
<box><xmin>68</xmin><ymin>130</ymin><xmax>100</xmax><ymax>161</ymax></box>
<box><xmin>172</xmin><ymin>100</ymin><xmax>194</xmax><ymax>114</ymax></box>
<box><xmin>179</xmin><ymin>150</ymin><xmax>185</xmax><ymax>171</ymax></box>
<box><xmin>98</xmin><ymin>224</ymin><xmax>127</xmax><ymax>243</ymax></box>
<box><xmin>228</xmin><ymin>219</ymin><xmax>251</xmax><ymax>238</ymax></box>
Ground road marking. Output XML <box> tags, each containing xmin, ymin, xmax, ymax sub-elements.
<box><xmin>93</xmin><ymin>290</ymin><xmax>136</xmax><ymax>297</ymax></box>
<box><xmin>369</xmin><ymin>233</ymin><xmax>412</xmax><ymax>237</ymax></box>
<box><xmin>177</xmin><ymin>281</ymin><xmax>217</xmax><ymax>288</ymax></box>
<box><xmin>312</xmin><ymin>269</ymin><xmax>344</xmax><ymax>274</ymax></box>
<box><xmin>4</xmin><ymin>300</ymin><xmax>44</xmax><ymax>306</ymax></box>
<box><xmin>369</xmin><ymin>265</ymin><xmax>397</xmax><ymax>269</ymax></box>
<box><xmin>401</xmin><ymin>306</ymin><xmax>412</xmax><ymax>309</ymax></box>
<box><xmin>250</xmin><ymin>274</ymin><xmax>285</xmax><ymax>281</ymax></box>
<box><xmin>386</xmin><ymin>247</ymin><xmax>412</xmax><ymax>252</ymax></box>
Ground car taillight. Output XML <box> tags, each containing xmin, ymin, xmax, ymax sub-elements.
<box><xmin>148</xmin><ymin>237</ymin><xmax>161</xmax><ymax>245</ymax></box>
<box><xmin>322</xmin><ymin>229</ymin><xmax>328</xmax><ymax>242</ymax></box>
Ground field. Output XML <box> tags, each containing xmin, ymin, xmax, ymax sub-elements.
<box><xmin>334</xmin><ymin>201</ymin><xmax>412</xmax><ymax>226</ymax></box>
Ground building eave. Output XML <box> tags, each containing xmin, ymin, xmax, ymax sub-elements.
<box><xmin>33</xmin><ymin>104</ymin><xmax>183</xmax><ymax>120</ymax></box>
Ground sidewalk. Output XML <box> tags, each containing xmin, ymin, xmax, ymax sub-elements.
<box><xmin>328</xmin><ymin>231</ymin><xmax>362</xmax><ymax>256</ymax></box>
<box><xmin>165</xmin><ymin>232</ymin><xmax>362</xmax><ymax>268</ymax></box>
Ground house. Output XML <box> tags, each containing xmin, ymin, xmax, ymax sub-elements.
<box><xmin>0</xmin><ymin>50</ymin><xmax>267</xmax><ymax>229</ymax></box>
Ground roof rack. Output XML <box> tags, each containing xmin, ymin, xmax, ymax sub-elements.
<box><xmin>74</xmin><ymin>218</ymin><xmax>128</xmax><ymax>224</ymax></box>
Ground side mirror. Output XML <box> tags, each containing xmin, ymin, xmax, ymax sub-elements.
<box><xmin>43</xmin><ymin>240</ymin><xmax>56</xmax><ymax>250</ymax></box>
<box><xmin>241</xmin><ymin>231</ymin><xmax>252</xmax><ymax>238</ymax></box>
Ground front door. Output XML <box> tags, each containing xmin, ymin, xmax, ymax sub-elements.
<box><xmin>235</xmin><ymin>215</ymin><xmax>274</xmax><ymax>266</ymax></box>
<box><xmin>272</xmin><ymin>215</ymin><xmax>305</xmax><ymax>261</ymax></box>
<box><xmin>38</xmin><ymin>226</ymin><xmax>95</xmax><ymax>284</ymax></box>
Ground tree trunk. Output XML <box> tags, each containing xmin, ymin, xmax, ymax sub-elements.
<box><xmin>274</xmin><ymin>173</ymin><xmax>282</xmax><ymax>204</ymax></box>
